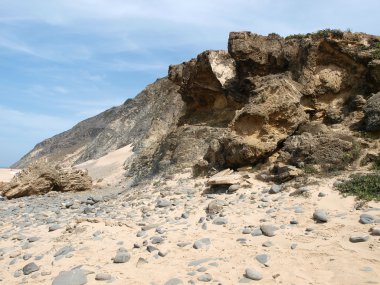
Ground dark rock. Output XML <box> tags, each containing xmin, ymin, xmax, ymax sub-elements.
<box><xmin>22</xmin><ymin>262</ymin><xmax>39</xmax><ymax>275</ymax></box>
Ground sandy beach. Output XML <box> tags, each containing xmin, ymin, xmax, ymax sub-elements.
<box><xmin>0</xmin><ymin>168</ymin><xmax>379</xmax><ymax>284</ymax></box>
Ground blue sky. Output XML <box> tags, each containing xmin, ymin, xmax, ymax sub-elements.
<box><xmin>0</xmin><ymin>0</ymin><xmax>379</xmax><ymax>167</ymax></box>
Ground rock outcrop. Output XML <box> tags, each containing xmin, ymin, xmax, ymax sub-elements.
<box><xmin>1</xmin><ymin>161</ymin><xmax>92</xmax><ymax>199</ymax></box>
<box><xmin>12</xmin><ymin>30</ymin><xmax>380</xmax><ymax>182</ymax></box>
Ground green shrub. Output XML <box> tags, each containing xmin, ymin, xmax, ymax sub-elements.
<box><xmin>303</xmin><ymin>164</ymin><xmax>319</xmax><ymax>174</ymax></box>
<box><xmin>313</xmin><ymin>29</ymin><xmax>344</xmax><ymax>39</ymax></box>
<box><xmin>286</xmin><ymin>33</ymin><xmax>307</xmax><ymax>40</ymax></box>
<box><xmin>336</xmin><ymin>174</ymin><xmax>380</xmax><ymax>201</ymax></box>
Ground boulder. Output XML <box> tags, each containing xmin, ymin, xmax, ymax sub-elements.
<box><xmin>363</xmin><ymin>92</ymin><xmax>380</xmax><ymax>131</ymax></box>
<box><xmin>1</xmin><ymin>161</ymin><xmax>92</xmax><ymax>199</ymax></box>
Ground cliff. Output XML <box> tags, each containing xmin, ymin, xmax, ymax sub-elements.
<box><xmin>13</xmin><ymin>30</ymin><xmax>380</xmax><ymax>182</ymax></box>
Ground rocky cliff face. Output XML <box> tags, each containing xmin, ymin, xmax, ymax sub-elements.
<box><xmin>13</xmin><ymin>30</ymin><xmax>380</xmax><ymax>182</ymax></box>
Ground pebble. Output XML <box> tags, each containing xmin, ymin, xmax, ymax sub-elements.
<box><xmin>147</xmin><ymin>245</ymin><xmax>159</xmax><ymax>253</ymax></box>
<box><xmin>251</xmin><ymin>228</ymin><xmax>263</xmax><ymax>236</ymax></box>
<box><xmin>245</xmin><ymin>268</ymin><xmax>263</xmax><ymax>280</ymax></box>
<box><xmin>113</xmin><ymin>248</ymin><xmax>131</xmax><ymax>263</ymax></box>
<box><xmin>193</xmin><ymin>238</ymin><xmax>211</xmax><ymax>249</ymax></box>
<box><xmin>213</xmin><ymin>217</ymin><xmax>228</xmax><ymax>225</ymax></box>
<box><xmin>228</xmin><ymin>184</ymin><xmax>240</xmax><ymax>193</ymax></box>
<box><xmin>313</xmin><ymin>209</ymin><xmax>328</xmax><ymax>223</ymax></box>
<box><xmin>359</xmin><ymin>214</ymin><xmax>375</xmax><ymax>224</ymax></box>
<box><xmin>164</xmin><ymin>278</ymin><xmax>184</xmax><ymax>285</ymax></box>
<box><xmin>262</xmin><ymin>241</ymin><xmax>273</xmax><ymax>247</ymax></box>
<box><xmin>22</xmin><ymin>262</ymin><xmax>39</xmax><ymax>275</ymax></box>
<box><xmin>48</xmin><ymin>224</ymin><xmax>61</xmax><ymax>232</ymax></box>
<box><xmin>349</xmin><ymin>234</ymin><xmax>369</xmax><ymax>243</ymax></box>
<box><xmin>370</xmin><ymin>227</ymin><xmax>380</xmax><ymax>236</ymax></box>
<box><xmin>156</xmin><ymin>199</ymin><xmax>171</xmax><ymax>208</ymax></box>
<box><xmin>151</xmin><ymin>236</ymin><xmax>164</xmax><ymax>244</ymax></box>
<box><xmin>242</xmin><ymin>227</ymin><xmax>252</xmax><ymax>234</ymax></box>
<box><xmin>95</xmin><ymin>273</ymin><xmax>112</xmax><ymax>281</ymax></box>
<box><xmin>255</xmin><ymin>254</ymin><xmax>270</xmax><ymax>264</ymax></box>
<box><xmin>54</xmin><ymin>245</ymin><xmax>75</xmax><ymax>259</ymax></box>
<box><xmin>197</xmin><ymin>273</ymin><xmax>212</xmax><ymax>282</ymax></box>
<box><xmin>27</xmin><ymin>236</ymin><xmax>40</xmax><ymax>243</ymax></box>
<box><xmin>260</xmin><ymin>224</ymin><xmax>278</xmax><ymax>237</ymax></box>
<box><xmin>269</xmin><ymin>184</ymin><xmax>282</xmax><ymax>194</ymax></box>
<box><xmin>52</xmin><ymin>268</ymin><xmax>87</xmax><ymax>285</ymax></box>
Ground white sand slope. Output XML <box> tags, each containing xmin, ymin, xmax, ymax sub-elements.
<box><xmin>0</xmin><ymin>168</ymin><xmax>20</xmax><ymax>182</ymax></box>
<box><xmin>75</xmin><ymin>144</ymin><xmax>133</xmax><ymax>187</ymax></box>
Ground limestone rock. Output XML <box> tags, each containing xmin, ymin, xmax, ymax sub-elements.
<box><xmin>1</xmin><ymin>161</ymin><xmax>92</xmax><ymax>199</ymax></box>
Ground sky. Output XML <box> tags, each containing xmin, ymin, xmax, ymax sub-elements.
<box><xmin>0</xmin><ymin>0</ymin><xmax>379</xmax><ymax>167</ymax></box>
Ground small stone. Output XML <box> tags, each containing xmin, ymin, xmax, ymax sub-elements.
<box><xmin>27</xmin><ymin>236</ymin><xmax>40</xmax><ymax>243</ymax></box>
<box><xmin>151</xmin><ymin>236</ymin><xmax>164</xmax><ymax>244</ymax></box>
<box><xmin>262</xmin><ymin>241</ymin><xmax>273</xmax><ymax>247</ymax></box>
<box><xmin>349</xmin><ymin>234</ymin><xmax>369</xmax><ymax>243</ymax></box>
<box><xmin>251</xmin><ymin>228</ymin><xmax>263</xmax><ymax>236</ymax></box>
<box><xmin>242</xmin><ymin>227</ymin><xmax>252</xmax><ymax>234</ymax></box>
<box><xmin>359</xmin><ymin>214</ymin><xmax>375</xmax><ymax>224</ymax></box>
<box><xmin>245</xmin><ymin>268</ymin><xmax>263</xmax><ymax>280</ymax></box>
<box><xmin>370</xmin><ymin>227</ymin><xmax>380</xmax><ymax>236</ymax></box>
<box><xmin>318</xmin><ymin>192</ymin><xmax>326</xmax><ymax>197</ymax></box>
<box><xmin>48</xmin><ymin>224</ymin><xmax>61</xmax><ymax>232</ymax></box>
<box><xmin>23</xmin><ymin>254</ymin><xmax>32</xmax><ymax>260</ymax></box>
<box><xmin>269</xmin><ymin>184</ymin><xmax>282</xmax><ymax>194</ymax></box>
<box><xmin>291</xmin><ymin>243</ymin><xmax>297</xmax><ymax>249</ymax></box>
<box><xmin>197</xmin><ymin>273</ymin><xmax>212</xmax><ymax>282</ymax></box>
<box><xmin>164</xmin><ymin>278</ymin><xmax>183</xmax><ymax>285</ymax></box>
<box><xmin>147</xmin><ymin>245</ymin><xmax>159</xmax><ymax>253</ymax></box>
<box><xmin>290</xmin><ymin>219</ymin><xmax>298</xmax><ymax>225</ymax></box>
<box><xmin>213</xmin><ymin>217</ymin><xmax>228</xmax><ymax>225</ymax></box>
<box><xmin>193</xmin><ymin>238</ymin><xmax>211</xmax><ymax>249</ymax></box>
<box><xmin>156</xmin><ymin>199</ymin><xmax>171</xmax><ymax>208</ymax></box>
<box><xmin>136</xmin><ymin>257</ymin><xmax>148</xmax><ymax>267</ymax></box>
<box><xmin>260</xmin><ymin>224</ymin><xmax>278</xmax><ymax>237</ymax></box>
<box><xmin>313</xmin><ymin>209</ymin><xmax>328</xmax><ymax>223</ymax></box>
<box><xmin>95</xmin><ymin>273</ymin><xmax>112</xmax><ymax>281</ymax></box>
<box><xmin>228</xmin><ymin>184</ymin><xmax>240</xmax><ymax>193</ymax></box>
<box><xmin>23</xmin><ymin>262</ymin><xmax>39</xmax><ymax>275</ymax></box>
<box><xmin>158</xmin><ymin>250</ymin><xmax>168</xmax><ymax>257</ymax></box>
<box><xmin>113</xmin><ymin>248</ymin><xmax>130</xmax><ymax>263</ymax></box>
<box><xmin>255</xmin><ymin>254</ymin><xmax>270</xmax><ymax>264</ymax></box>
<box><xmin>54</xmin><ymin>245</ymin><xmax>75</xmax><ymax>259</ymax></box>
<box><xmin>181</xmin><ymin>213</ymin><xmax>189</xmax><ymax>219</ymax></box>
<box><xmin>136</xmin><ymin>230</ymin><xmax>146</xmax><ymax>237</ymax></box>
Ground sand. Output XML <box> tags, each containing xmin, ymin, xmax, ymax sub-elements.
<box><xmin>0</xmin><ymin>168</ymin><xmax>20</xmax><ymax>182</ymax></box>
<box><xmin>0</xmin><ymin>167</ymin><xmax>379</xmax><ymax>284</ymax></box>
<box><xmin>75</xmin><ymin>144</ymin><xmax>133</xmax><ymax>188</ymax></box>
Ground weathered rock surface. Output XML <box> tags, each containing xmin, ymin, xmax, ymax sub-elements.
<box><xmin>1</xmin><ymin>161</ymin><xmax>92</xmax><ymax>198</ymax></box>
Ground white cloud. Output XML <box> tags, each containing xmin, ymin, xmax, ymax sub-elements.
<box><xmin>0</xmin><ymin>105</ymin><xmax>75</xmax><ymax>134</ymax></box>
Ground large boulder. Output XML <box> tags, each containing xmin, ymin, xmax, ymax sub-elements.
<box><xmin>279</xmin><ymin>126</ymin><xmax>360</xmax><ymax>171</ymax></box>
<box><xmin>1</xmin><ymin>161</ymin><xmax>92</xmax><ymax>199</ymax></box>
